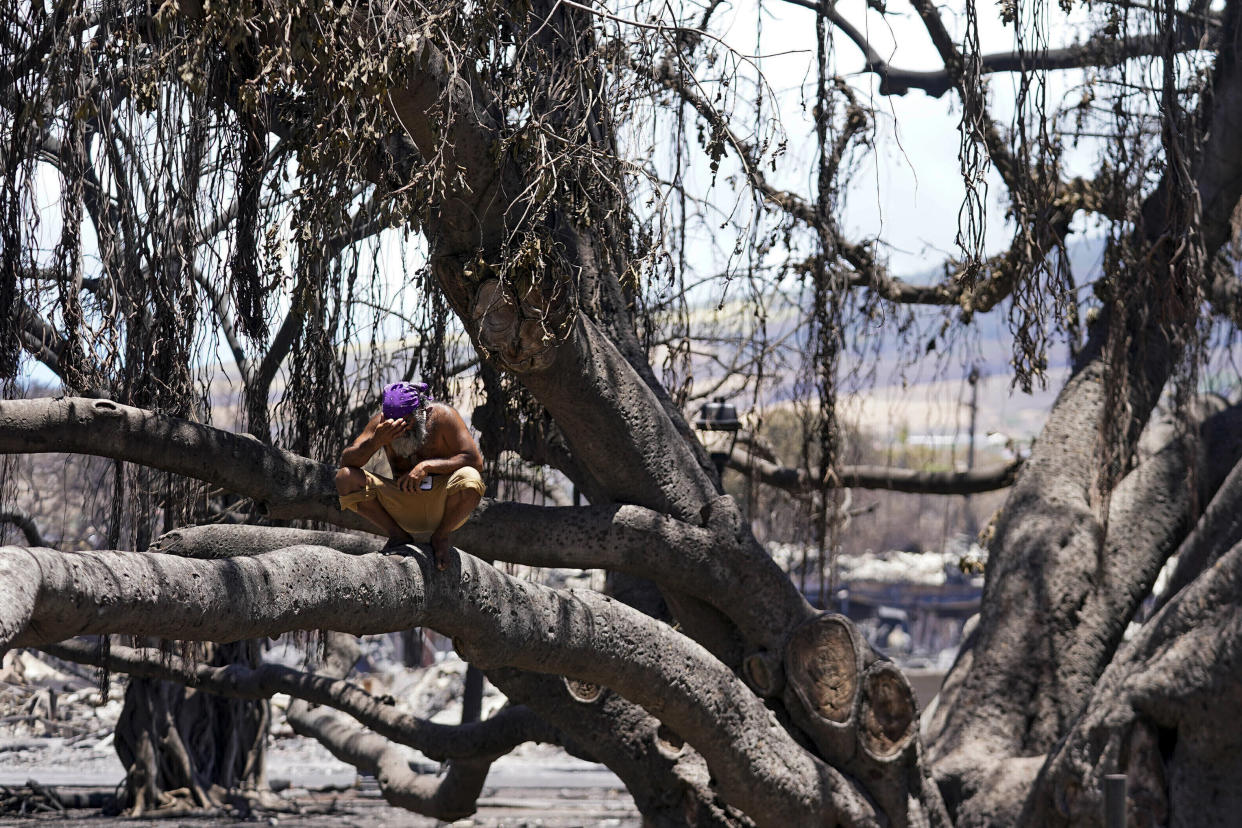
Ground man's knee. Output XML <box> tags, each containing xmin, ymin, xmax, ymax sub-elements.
<box><xmin>335</xmin><ymin>466</ymin><xmax>366</xmax><ymax>495</ymax></box>
<box><xmin>447</xmin><ymin>487</ymin><xmax>482</xmax><ymax>509</ymax></box>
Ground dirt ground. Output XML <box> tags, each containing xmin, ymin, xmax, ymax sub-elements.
<box><xmin>0</xmin><ymin>646</ymin><xmax>640</xmax><ymax>827</ymax></box>
<box><xmin>0</xmin><ymin>639</ymin><xmax>943</xmax><ymax>826</ymax></box>
<box><xmin>0</xmin><ymin>786</ymin><xmax>640</xmax><ymax>827</ymax></box>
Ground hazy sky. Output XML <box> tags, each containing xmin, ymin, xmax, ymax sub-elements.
<box><xmin>702</xmin><ymin>0</ymin><xmax>1110</xmax><ymax>277</ymax></box>
<box><xmin>18</xmin><ymin>0</ymin><xmax>1124</xmax><ymax>391</ymax></box>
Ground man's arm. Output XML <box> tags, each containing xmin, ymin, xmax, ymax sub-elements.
<box><xmin>340</xmin><ymin>412</ymin><xmax>397</xmax><ymax>467</ymax></box>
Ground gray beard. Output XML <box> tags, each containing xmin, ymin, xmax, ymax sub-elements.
<box><xmin>389</xmin><ymin>413</ymin><xmax>428</xmax><ymax>458</ymax></box>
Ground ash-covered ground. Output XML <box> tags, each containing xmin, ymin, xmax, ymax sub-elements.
<box><xmin>0</xmin><ymin>640</ymin><xmax>640</xmax><ymax>827</ymax></box>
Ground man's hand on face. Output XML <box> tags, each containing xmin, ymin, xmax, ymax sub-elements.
<box><xmin>373</xmin><ymin>418</ymin><xmax>409</xmax><ymax>446</ymax></box>
<box><xmin>399</xmin><ymin>462</ymin><xmax>430</xmax><ymax>493</ymax></box>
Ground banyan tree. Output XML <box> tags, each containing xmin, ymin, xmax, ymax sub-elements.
<box><xmin>4</xmin><ymin>0</ymin><xmax>1242</xmax><ymax>824</ymax></box>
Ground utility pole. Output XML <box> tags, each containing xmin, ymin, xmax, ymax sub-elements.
<box><xmin>965</xmin><ymin>365</ymin><xmax>980</xmax><ymax>537</ymax></box>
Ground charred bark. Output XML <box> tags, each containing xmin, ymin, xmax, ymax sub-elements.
<box><xmin>928</xmin><ymin>400</ymin><xmax>1242</xmax><ymax>821</ymax></box>
<box><xmin>1023</xmin><ymin>541</ymin><xmax>1242</xmax><ymax>828</ymax></box>
<box><xmin>0</xmin><ymin>542</ymin><xmax>883</xmax><ymax>827</ymax></box>
<box><xmin>726</xmin><ymin>449</ymin><xmax>1023</xmax><ymax>496</ymax></box>
<box><xmin>112</xmin><ymin>641</ymin><xmax>269</xmax><ymax>816</ymax></box>
<box><xmin>0</xmin><ymin>397</ymin><xmax>364</xmax><ymax>528</ymax></box>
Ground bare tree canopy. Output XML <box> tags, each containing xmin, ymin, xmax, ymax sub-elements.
<box><xmin>4</xmin><ymin>0</ymin><xmax>1242</xmax><ymax>824</ymax></box>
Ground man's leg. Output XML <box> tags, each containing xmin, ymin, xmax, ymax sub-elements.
<box><xmin>430</xmin><ymin>487</ymin><xmax>482</xmax><ymax>571</ymax></box>
<box><xmin>335</xmin><ymin>467</ymin><xmax>413</xmax><ymax>544</ymax></box>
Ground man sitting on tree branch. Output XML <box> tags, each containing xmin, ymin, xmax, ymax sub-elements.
<box><xmin>335</xmin><ymin>382</ymin><xmax>485</xmax><ymax>570</ymax></box>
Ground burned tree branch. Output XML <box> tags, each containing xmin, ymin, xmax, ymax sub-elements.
<box><xmin>726</xmin><ymin>447</ymin><xmax>1024</xmax><ymax>495</ymax></box>
<box><xmin>825</xmin><ymin>173</ymin><xmax>1108</xmax><ymax>311</ymax></box>
<box><xmin>287</xmin><ymin>702</ymin><xmax>493</xmax><ymax>821</ymax></box>
<box><xmin>149</xmin><ymin>525</ymin><xmax>384</xmax><ymax>559</ymax></box>
<box><xmin>486</xmin><ymin>668</ymin><xmax>756</xmax><ymax>826</ymax></box>
<box><xmin>780</xmin><ymin>0</ymin><xmax>1219</xmax><ymax>97</ymax></box>
<box><xmin>149</xmin><ymin>501</ymin><xmax>812</xmax><ymax>659</ymax></box>
<box><xmin>0</xmin><ymin>396</ymin><xmax>366</xmax><ymax>528</ymax></box>
<box><xmin>40</xmin><ymin>638</ymin><xmax>556</xmax><ymax>764</ymax></box>
<box><xmin>0</xmin><ymin>542</ymin><xmax>876</xmax><ymax>828</ymax></box>
<box><xmin>634</xmin><ymin>48</ymin><xmax>1034</xmax><ymax>310</ymax></box>
<box><xmin>278</xmin><ymin>629</ymin><xmax>495</xmax><ymax>821</ymax></box>
<box><xmin>0</xmin><ymin>509</ymin><xmax>43</xmax><ymax>546</ymax></box>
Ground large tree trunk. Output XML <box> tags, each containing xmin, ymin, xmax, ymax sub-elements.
<box><xmin>926</xmin><ymin>3</ymin><xmax>1242</xmax><ymax>818</ymax></box>
<box><xmin>927</xmin><ymin>388</ymin><xmax>1242</xmax><ymax>824</ymax></box>
<box><xmin>1022</xmin><ymin>539</ymin><xmax>1242</xmax><ymax>828</ymax></box>
<box><xmin>11</xmin><ymin>0</ymin><xmax>1242</xmax><ymax>822</ymax></box>
<box><xmin>114</xmin><ymin>641</ymin><xmax>269</xmax><ymax>815</ymax></box>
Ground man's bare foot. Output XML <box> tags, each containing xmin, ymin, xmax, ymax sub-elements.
<box><xmin>430</xmin><ymin>534</ymin><xmax>452</xmax><ymax>571</ymax></box>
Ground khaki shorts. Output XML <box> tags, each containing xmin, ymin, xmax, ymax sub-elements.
<box><xmin>339</xmin><ymin>466</ymin><xmax>485</xmax><ymax>536</ymax></box>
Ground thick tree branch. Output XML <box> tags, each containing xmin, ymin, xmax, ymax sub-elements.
<box><xmin>151</xmin><ymin>498</ymin><xmax>813</xmax><ymax>658</ymax></box>
<box><xmin>40</xmin><ymin>639</ymin><xmax>554</xmax><ymax>764</ymax></box>
<box><xmin>780</xmin><ymin>0</ymin><xmax>1218</xmax><ymax>97</ymax></box>
<box><xmin>0</xmin><ymin>509</ymin><xmax>43</xmax><ymax>546</ymax></box>
<box><xmin>0</xmin><ymin>396</ymin><xmax>366</xmax><ymax>528</ymax></box>
<box><xmin>487</xmin><ymin>668</ymin><xmax>755</xmax><ymax>827</ymax></box>
<box><xmin>287</xmin><ymin>702</ymin><xmax>493</xmax><ymax>820</ymax></box>
<box><xmin>507</xmin><ymin>316</ymin><xmax>722</xmax><ymax>522</ymax></box>
<box><xmin>726</xmin><ymin>447</ymin><xmax>1024</xmax><ymax>495</ymax></box>
<box><xmin>279</xmin><ymin>629</ymin><xmax>494</xmax><ymax>821</ymax></box>
<box><xmin>0</xmin><ymin>543</ymin><xmax>876</xmax><ymax>828</ymax></box>
<box><xmin>150</xmin><ymin>525</ymin><xmax>383</xmax><ymax>558</ymax></box>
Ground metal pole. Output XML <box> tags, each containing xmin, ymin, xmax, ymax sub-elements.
<box><xmin>967</xmin><ymin>365</ymin><xmax>979</xmax><ymax>471</ymax></box>
<box><xmin>965</xmin><ymin>365</ymin><xmax>980</xmax><ymax>536</ymax></box>
<box><xmin>1104</xmin><ymin>774</ymin><xmax>1127</xmax><ymax>828</ymax></box>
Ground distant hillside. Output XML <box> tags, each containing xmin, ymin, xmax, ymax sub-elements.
<box><xmin>681</xmin><ymin>236</ymin><xmax>1106</xmax><ymax>441</ymax></box>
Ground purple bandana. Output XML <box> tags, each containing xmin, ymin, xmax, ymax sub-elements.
<box><xmin>382</xmin><ymin>382</ymin><xmax>432</xmax><ymax>419</ymax></box>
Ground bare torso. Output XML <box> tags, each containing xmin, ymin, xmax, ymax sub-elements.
<box><xmin>340</xmin><ymin>400</ymin><xmax>482</xmax><ymax>480</ymax></box>
<box><xmin>380</xmin><ymin>403</ymin><xmax>479</xmax><ymax>476</ymax></box>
